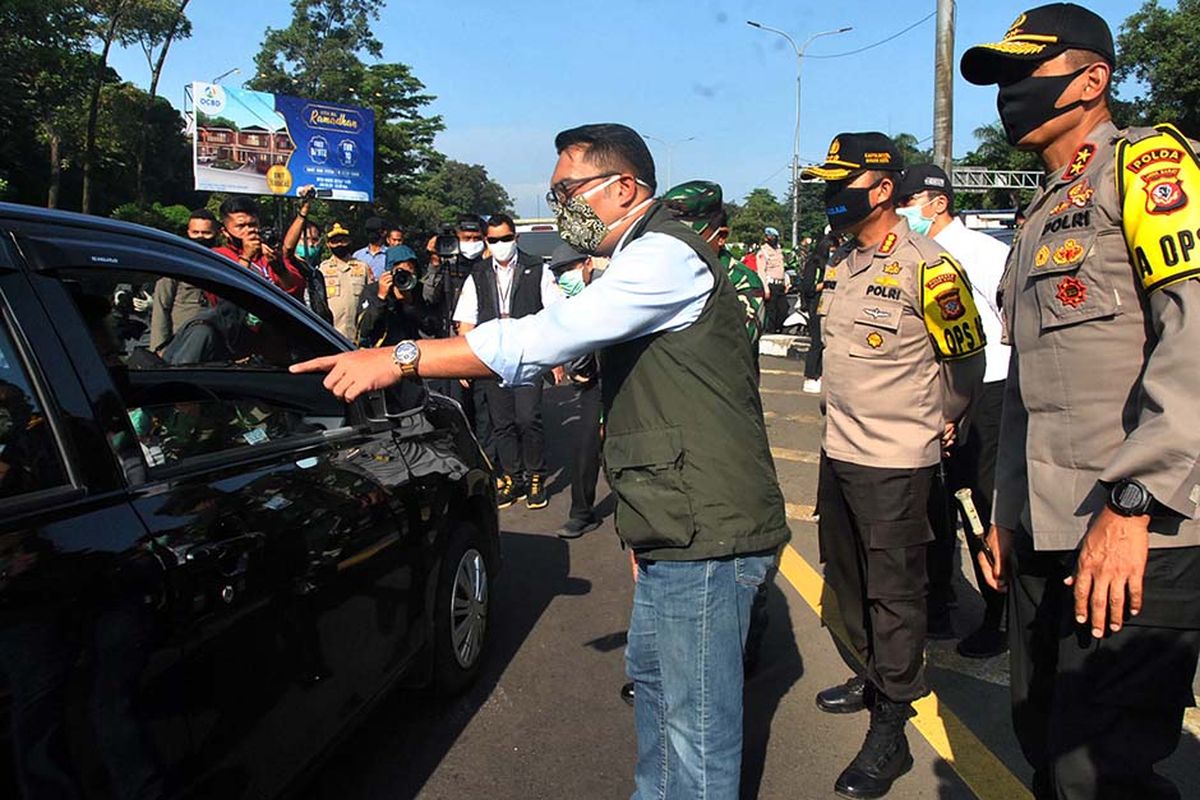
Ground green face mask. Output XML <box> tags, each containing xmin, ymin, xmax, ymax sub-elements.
<box><xmin>557</xmin><ymin>268</ymin><xmax>586</xmax><ymax>297</ymax></box>
<box><xmin>897</xmin><ymin>202</ymin><xmax>935</xmax><ymax>237</ymax></box>
<box><xmin>295</xmin><ymin>243</ymin><xmax>320</xmax><ymax>260</ymax></box>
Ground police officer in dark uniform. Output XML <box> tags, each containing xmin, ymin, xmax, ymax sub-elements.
<box><xmin>803</xmin><ymin>133</ymin><xmax>985</xmax><ymax>799</ymax></box>
<box><xmin>963</xmin><ymin>5</ymin><xmax>1200</xmax><ymax>798</ymax></box>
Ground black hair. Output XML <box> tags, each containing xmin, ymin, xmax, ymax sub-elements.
<box><xmin>219</xmin><ymin>195</ymin><xmax>260</xmax><ymax>220</ymax></box>
<box><xmin>554</xmin><ymin>123</ymin><xmax>657</xmax><ymax>193</ymax></box>
<box><xmin>302</xmin><ymin>220</ymin><xmax>320</xmax><ymax>237</ymax></box>
<box><xmin>189</xmin><ymin>208</ymin><xmax>217</xmax><ymax>223</ymax></box>
<box><xmin>712</xmin><ymin>208</ymin><xmax>729</xmax><ymax>229</ymax></box>
<box><xmin>486</xmin><ymin>213</ymin><xmax>516</xmax><ymax>233</ymax></box>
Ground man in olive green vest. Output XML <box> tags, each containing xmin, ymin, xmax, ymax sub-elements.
<box><xmin>293</xmin><ymin>123</ymin><xmax>791</xmax><ymax>799</ymax></box>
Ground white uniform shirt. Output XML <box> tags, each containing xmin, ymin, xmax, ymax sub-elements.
<box><xmin>934</xmin><ymin>218</ymin><xmax>1011</xmax><ymax>384</ymax></box>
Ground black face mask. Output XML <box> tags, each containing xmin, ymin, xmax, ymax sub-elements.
<box><xmin>330</xmin><ymin>245</ymin><xmax>353</xmax><ymax>259</ymax></box>
<box><xmin>192</xmin><ymin>235</ymin><xmax>218</xmax><ymax>249</ymax></box>
<box><xmin>998</xmin><ymin>66</ymin><xmax>1089</xmax><ymax>147</ymax></box>
<box><xmin>824</xmin><ymin>175</ymin><xmax>886</xmax><ymax>232</ymax></box>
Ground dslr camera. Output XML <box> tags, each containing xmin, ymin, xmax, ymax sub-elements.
<box><xmin>391</xmin><ymin>266</ymin><xmax>418</xmax><ymax>293</ymax></box>
<box><xmin>435</xmin><ymin>222</ymin><xmax>459</xmax><ymax>259</ymax></box>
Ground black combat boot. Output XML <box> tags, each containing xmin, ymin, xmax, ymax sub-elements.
<box><xmin>816</xmin><ymin>674</ymin><xmax>870</xmax><ymax>714</ymax></box>
<box><xmin>834</xmin><ymin>695</ymin><xmax>915</xmax><ymax>799</ymax></box>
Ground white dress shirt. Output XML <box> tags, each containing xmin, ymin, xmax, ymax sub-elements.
<box><xmin>453</xmin><ymin>255</ymin><xmax>562</xmax><ymax>325</ymax></box>
<box><xmin>465</xmin><ymin>226</ymin><xmax>715</xmax><ymax>387</ymax></box>
<box><xmin>934</xmin><ymin>217</ymin><xmax>1011</xmax><ymax>383</ymax></box>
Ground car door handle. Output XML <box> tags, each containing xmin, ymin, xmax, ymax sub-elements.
<box><xmin>184</xmin><ymin>532</ymin><xmax>266</xmax><ymax>591</ymax></box>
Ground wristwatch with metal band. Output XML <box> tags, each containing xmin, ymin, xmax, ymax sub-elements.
<box><xmin>1107</xmin><ymin>478</ymin><xmax>1154</xmax><ymax>517</ymax></box>
<box><xmin>392</xmin><ymin>340</ymin><xmax>420</xmax><ymax>379</ymax></box>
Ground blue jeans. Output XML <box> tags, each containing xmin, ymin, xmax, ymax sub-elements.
<box><xmin>626</xmin><ymin>551</ymin><xmax>775</xmax><ymax>800</ymax></box>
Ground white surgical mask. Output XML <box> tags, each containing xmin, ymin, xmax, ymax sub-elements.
<box><xmin>490</xmin><ymin>240</ymin><xmax>517</xmax><ymax>263</ymax></box>
<box><xmin>459</xmin><ymin>239</ymin><xmax>485</xmax><ymax>259</ymax></box>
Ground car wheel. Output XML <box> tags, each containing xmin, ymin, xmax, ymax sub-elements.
<box><xmin>434</xmin><ymin>523</ymin><xmax>491</xmax><ymax>695</ymax></box>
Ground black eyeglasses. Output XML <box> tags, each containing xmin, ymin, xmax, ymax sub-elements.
<box><xmin>546</xmin><ymin>173</ymin><xmax>619</xmax><ymax>208</ymax></box>
<box><xmin>486</xmin><ymin>234</ymin><xmax>516</xmax><ymax>244</ymax></box>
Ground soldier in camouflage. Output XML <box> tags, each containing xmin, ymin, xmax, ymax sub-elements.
<box><xmin>662</xmin><ymin>181</ymin><xmax>767</xmax><ymax>351</ymax></box>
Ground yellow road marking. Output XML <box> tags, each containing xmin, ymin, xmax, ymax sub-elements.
<box><xmin>760</xmin><ymin>387</ymin><xmax>808</xmax><ymax>397</ymax></box>
<box><xmin>776</xmin><ymin>544</ymin><xmax>1032</xmax><ymax>800</ymax></box>
<box><xmin>770</xmin><ymin>447</ymin><xmax>821</xmax><ymax>464</ymax></box>
<box><xmin>760</xmin><ymin>368</ymin><xmax>807</xmax><ymax>377</ymax></box>
<box><xmin>786</xmin><ymin>502</ymin><xmax>816</xmax><ymax>521</ymax></box>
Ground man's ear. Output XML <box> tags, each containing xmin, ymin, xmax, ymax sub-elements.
<box><xmin>1082</xmin><ymin>61</ymin><xmax>1111</xmax><ymax>103</ymax></box>
<box><xmin>876</xmin><ymin>176</ymin><xmax>895</xmax><ymax>205</ymax></box>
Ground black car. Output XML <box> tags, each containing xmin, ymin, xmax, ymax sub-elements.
<box><xmin>0</xmin><ymin>203</ymin><xmax>499</xmax><ymax>799</ymax></box>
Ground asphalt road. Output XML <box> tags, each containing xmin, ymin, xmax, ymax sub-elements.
<box><xmin>301</xmin><ymin>356</ymin><xmax>1200</xmax><ymax>800</ymax></box>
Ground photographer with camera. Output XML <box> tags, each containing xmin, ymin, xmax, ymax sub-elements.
<box><xmin>422</xmin><ymin>215</ymin><xmax>492</xmax><ymax>445</ymax></box>
<box><xmin>356</xmin><ymin>245</ymin><xmax>440</xmax><ymax>347</ymax></box>
<box><xmin>213</xmin><ymin>196</ymin><xmax>306</xmax><ymax>301</ymax></box>
<box><xmin>317</xmin><ymin>222</ymin><xmax>375</xmax><ymax>341</ymax></box>
<box><xmin>282</xmin><ymin>186</ymin><xmax>333</xmax><ymax>325</ymax></box>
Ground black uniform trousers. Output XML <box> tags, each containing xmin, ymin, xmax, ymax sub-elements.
<box><xmin>818</xmin><ymin>454</ymin><xmax>935</xmax><ymax>702</ymax></box>
<box><xmin>803</xmin><ymin>296</ymin><xmax>823</xmax><ymax>380</ymax></box>
<box><xmin>483</xmin><ymin>379</ymin><xmax>546</xmax><ymax>480</ymax></box>
<box><xmin>927</xmin><ymin>380</ymin><xmax>1007</xmax><ymax>628</ymax></box>
<box><xmin>1008</xmin><ymin>529</ymin><xmax>1200</xmax><ymax>800</ymax></box>
<box><xmin>568</xmin><ymin>380</ymin><xmax>602</xmax><ymax>521</ymax></box>
<box><xmin>765</xmin><ymin>282</ymin><xmax>788</xmax><ymax>333</ymax></box>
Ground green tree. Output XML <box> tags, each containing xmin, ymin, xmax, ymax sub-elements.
<box><xmin>729</xmin><ymin>188</ymin><xmax>789</xmax><ymax>245</ymax></box>
<box><xmin>959</xmin><ymin>121</ymin><xmax>1043</xmax><ymax>209</ymax></box>
<box><xmin>1114</xmin><ymin>0</ymin><xmax>1200</xmax><ymax>137</ymax></box>
<box><xmin>0</xmin><ymin>0</ymin><xmax>94</xmax><ymax>207</ymax></box>
<box><xmin>248</xmin><ymin>0</ymin><xmax>443</xmax><ymax>210</ymax></box>
<box><xmin>134</xmin><ymin>0</ymin><xmax>192</xmax><ymax>203</ymax></box>
<box><xmin>893</xmin><ymin>133</ymin><xmax>933</xmax><ymax>166</ymax></box>
<box><xmin>398</xmin><ymin>160</ymin><xmax>514</xmax><ymax>229</ymax></box>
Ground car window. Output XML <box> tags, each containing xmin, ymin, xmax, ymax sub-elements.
<box><xmin>54</xmin><ymin>267</ymin><xmax>344</xmax><ymax>472</ymax></box>
<box><xmin>0</xmin><ymin>319</ymin><xmax>69</xmax><ymax>500</ymax></box>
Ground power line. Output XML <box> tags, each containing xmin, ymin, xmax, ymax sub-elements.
<box><xmin>806</xmin><ymin>11</ymin><xmax>936</xmax><ymax>59</ymax></box>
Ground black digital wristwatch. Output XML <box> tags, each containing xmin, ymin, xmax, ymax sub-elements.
<box><xmin>1107</xmin><ymin>479</ymin><xmax>1154</xmax><ymax>517</ymax></box>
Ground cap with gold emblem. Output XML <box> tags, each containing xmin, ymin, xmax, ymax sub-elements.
<box><xmin>801</xmin><ymin>133</ymin><xmax>904</xmax><ymax>182</ymax></box>
<box><xmin>961</xmin><ymin>3</ymin><xmax>1115</xmax><ymax>86</ymax></box>
<box><xmin>326</xmin><ymin>222</ymin><xmax>352</xmax><ymax>241</ymax></box>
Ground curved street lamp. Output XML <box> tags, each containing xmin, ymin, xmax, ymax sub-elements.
<box><xmin>644</xmin><ymin>135</ymin><xmax>696</xmax><ymax>191</ymax></box>
<box><xmin>747</xmin><ymin>21</ymin><xmax>852</xmax><ymax>249</ymax></box>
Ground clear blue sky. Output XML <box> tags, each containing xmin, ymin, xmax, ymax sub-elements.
<box><xmin>109</xmin><ymin>0</ymin><xmax>1153</xmax><ymax>218</ymax></box>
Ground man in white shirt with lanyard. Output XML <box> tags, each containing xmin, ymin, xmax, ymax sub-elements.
<box><xmin>897</xmin><ymin>163</ymin><xmax>1012</xmax><ymax>659</ymax></box>
<box><xmin>454</xmin><ymin>212</ymin><xmax>562</xmax><ymax>509</ymax></box>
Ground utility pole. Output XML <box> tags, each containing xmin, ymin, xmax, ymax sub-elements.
<box><xmin>933</xmin><ymin>0</ymin><xmax>956</xmax><ymax>176</ymax></box>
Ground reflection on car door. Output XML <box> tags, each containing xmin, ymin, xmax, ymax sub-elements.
<box><xmin>126</xmin><ymin>387</ymin><xmax>426</xmax><ymax>799</ymax></box>
<box><xmin>0</xmin><ymin>271</ymin><xmax>193</xmax><ymax>800</ymax></box>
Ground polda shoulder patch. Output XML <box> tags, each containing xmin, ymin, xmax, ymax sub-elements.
<box><xmin>920</xmin><ymin>252</ymin><xmax>987</xmax><ymax>361</ymax></box>
<box><xmin>1117</xmin><ymin>123</ymin><xmax>1200</xmax><ymax>294</ymax></box>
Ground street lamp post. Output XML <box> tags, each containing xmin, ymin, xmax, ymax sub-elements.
<box><xmin>645</xmin><ymin>135</ymin><xmax>696</xmax><ymax>190</ymax></box>
<box><xmin>212</xmin><ymin>67</ymin><xmax>240</xmax><ymax>85</ymax></box>
<box><xmin>747</xmin><ymin>21</ymin><xmax>852</xmax><ymax>251</ymax></box>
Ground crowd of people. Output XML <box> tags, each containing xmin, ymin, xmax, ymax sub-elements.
<box><xmin>125</xmin><ymin>4</ymin><xmax>1200</xmax><ymax>798</ymax></box>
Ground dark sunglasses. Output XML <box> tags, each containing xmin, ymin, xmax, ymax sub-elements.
<box><xmin>486</xmin><ymin>234</ymin><xmax>516</xmax><ymax>244</ymax></box>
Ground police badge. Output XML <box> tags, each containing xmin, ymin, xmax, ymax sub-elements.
<box><xmin>1143</xmin><ymin>168</ymin><xmax>1188</xmax><ymax>215</ymax></box>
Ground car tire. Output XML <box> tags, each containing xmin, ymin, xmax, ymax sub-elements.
<box><xmin>433</xmin><ymin>522</ymin><xmax>492</xmax><ymax>696</ymax></box>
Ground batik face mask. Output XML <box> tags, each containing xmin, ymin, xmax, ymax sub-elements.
<box><xmin>554</xmin><ymin>175</ymin><xmax>653</xmax><ymax>255</ymax></box>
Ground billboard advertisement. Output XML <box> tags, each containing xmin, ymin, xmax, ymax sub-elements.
<box><xmin>191</xmin><ymin>81</ymin><xmax>375</xmax><ymax>201</ymax></box>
